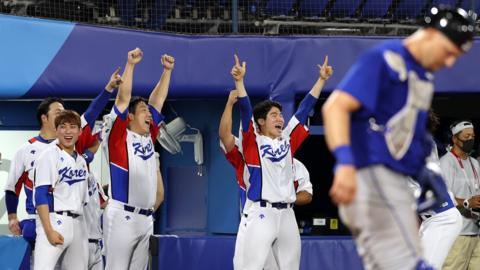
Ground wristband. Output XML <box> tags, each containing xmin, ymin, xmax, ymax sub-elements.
<box><xmin>333</xmin><ymin>145</ymin><xmax>354</xmax><ymax>165</ymax></box>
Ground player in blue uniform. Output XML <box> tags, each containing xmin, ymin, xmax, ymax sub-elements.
<box><xmin>322</xmin><ymin>6</ymin><xmax>475</xmax><ymax>270</ymax></box>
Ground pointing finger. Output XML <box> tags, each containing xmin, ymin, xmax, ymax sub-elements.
<box><xmin>322</xmin><ymin>55</ymin><xmax>329</xmax><ymax>68</ymax></box>
<box><xmin>234</xmin><ymin>54</ymin><xmax>240</xmax><ymax>67</ymax></box>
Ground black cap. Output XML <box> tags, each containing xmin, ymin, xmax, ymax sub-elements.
<box><xmin>424</xmin><ymin>5</ymin><xmax>477</xmax><ymax>52</ymax></box>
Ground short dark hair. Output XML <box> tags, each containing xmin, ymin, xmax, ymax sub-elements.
<box><xmin>427</xmin><ymin>109</ymin><xmax>440</xmax><ymax>133</ymax></box>
<box><xmin>55</xmin><ymin>110</ymin><xmax>81</xmax><ymax>128</ymax></box>
<box><xmin>36</xmin><ymin>97</ymin><xmax>64</xmax><ymax>127</ymax></box>
<box><xmin>253</xmin><ymin>100</ymin><xmax>282</xmax><ymax>126</ymax></box>
<box><xmin>128</xmin><ymin>96</ymin><xmax>148</xmax><ymax>115</ymax></box>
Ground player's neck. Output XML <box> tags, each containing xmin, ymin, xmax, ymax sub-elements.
<box><xmin>39</xmin><ymin>128</ymin><xmax>57</xmax><ymax>141</ymax></box>
<box><xmin>128</xmin><ymin>123</ymin><xmax>149</xmax><ymax>136</ymax></box>
<box><xmin>57</xmin><ymin>143</ymin><xmax>75</xmax><ymax>156</ymax></box>
<box><xmin>452</xmin><ymin>146</ymin><xmax>468</xmax><ymax>160</ymax></box>
<box><xmin>403</xmin><ymin>32</ymin><xmax>426</xmax><ymax>69</ymax></box>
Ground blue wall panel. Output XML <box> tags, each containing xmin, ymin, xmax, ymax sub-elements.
<box><xmin>2</xmin><ymin>15</ymin><xmax>480</xmax><ymax>100</ymax></box>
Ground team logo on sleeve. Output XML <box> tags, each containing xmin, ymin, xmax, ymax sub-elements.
<box><xmin>58</xmin><ymin>167</ymin><xmax>87</xmax><ymax>185</ymax></box>
<box><xmin>260</xmin><ymin>140</ymin><xmax>291</xmax><ymax>162</ymax></box>
<box><xmin>133</xmin><ymin>142</ymin><xmax>154</xmax><ymax>160</ymax></box>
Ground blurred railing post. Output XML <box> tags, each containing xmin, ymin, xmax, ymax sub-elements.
<box><xmin>232</xmin><ymin>0</ymin><xmax>238</xmax><ymax>34</ymax></box>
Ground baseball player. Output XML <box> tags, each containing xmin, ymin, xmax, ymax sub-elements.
<box><xmin>101</xmin><ymin>48</ymin><xmax>172</xmax><ymax>270</ymax></box>
<box><xmin>82</xmin><ymin>140</ymin><xmax>109</xmax><ymax>270</ymax></box>
<box><xmin>230</xmin><ymin>53</ymin><xmax>331</xmax><ymax>270</ymax></box>
<box><xmin>4</xmin><ymin>69</ymin><xmax>122</xmax><ymax>259</ymax></box>
<box><xmin>322</xmin><ymin>6</ymin><xmax>475</xmax><ymax>270</ymax></box>
<box><xmin>33</xmin><ymin>110</ymin><xmax>90</xmax><ymax>270</ymax></box>
<box><xmin>406</xmin><ymin>111</ymin><xmax>462</xmax><ymax>269</ymax></box>
<box><xmin>440</xmin><ymin>121</ymin><xmax>480</xmax><ymax>269</ymax></box>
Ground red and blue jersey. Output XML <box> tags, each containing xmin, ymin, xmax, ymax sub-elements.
<box><xmin>237</xmin><ymin>94</ymin><xmax>315</xmax><ymax>203</ymax></box>
<box><xmin>101</xmin><ymin>105</ymin><xmax>163</xmax><ymax>209</ymax></box>
<box><xmin>221</xmin><ymin>137</ymin><xmax>248</xmax><ymax>212</ymax></box>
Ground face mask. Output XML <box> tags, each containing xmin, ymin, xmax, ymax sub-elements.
<box><xmin>459</xmin><ymin>138</ymin><xmax>475</xmax><ymax>153</ymax></box>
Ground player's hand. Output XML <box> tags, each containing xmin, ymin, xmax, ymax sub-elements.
<box><xmin>46</xmin><ymin>229</ymin><xmax>64</xmax><ymax>246</ymax></box>
<box><xmin>127</xmin><ymin>48</ymin><xmax>143</xmax><ymax>65</ymax></box>
<box><xmin>231</xmin><ymin>54</ymin><xmax>246</xmax><ymax>81</ymax></box>
<box><xmin>330</xmin><ymin>165</ymin><xmax>357</xmax><ymax>205</ymax></box>
<box><xmin>8</xmin><ymin>218</ymin><xmax>21</xmax><ymax>235</ymax></box>
<box><xmin>227</xmin><ymin>89</ymin><xmax>238</xmax><ymax>106</ymax></box>
<box><xmin>318</xmin><ymin>55</ymin><xmax>333</xmax><ymax>81</ymax></box>
<box><xmin>161</xmin><ymin>54</ymin><xmax>175</xmax><ymax>70</ymax></box>
<box><xmin>105</xmin><ymin>67</ymin><xmax>123</xmax><ymax>92</ymax></box>
<box><xmin>468</xmin><ymin>195</ymin><xmax>480</xmax><ymax>209</ymax></box>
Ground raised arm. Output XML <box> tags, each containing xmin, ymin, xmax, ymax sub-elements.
<box><xmin>310</xmin><ymin>56</ymin><xmax>333</xmax><ymax>98</ymax></box>
<box><xmin>149</xmin><ymin>54</ymin><xmax>175</xmax><ymax>113</ymax></box>
<box><xmin>295</xmin><ymin>56</ymin><xmax>333</xmax><ymax>124</ymax></box>
<box><xmin>231</xmin><ymin>55</ymin><xmax>251</xmax><ymax>132</ymax></box>
<box><xmin>219</xmin><ymin>90</ymin><xmax>238</xmax><ymax>153</ymax></box>
<box><xmin>82</xmin><ymin>67</ymin><xmax>122</xmax><ymax>130</ymax></box>
<box><xmin>115</xmin><ymin>48</ymin><xmax>143</xmax><ymax>112</ymax></box>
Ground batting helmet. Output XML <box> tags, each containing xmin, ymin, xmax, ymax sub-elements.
<box><xmin>424</xmin><ymin>5</ymin><xmax>477</xmax><ymax>52</ymax></box>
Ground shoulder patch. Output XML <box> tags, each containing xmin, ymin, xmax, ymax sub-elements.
<box><xmin>383</xmin><ymin>50</ymin><xmax>407</xmax><ymax>81</ymax></box>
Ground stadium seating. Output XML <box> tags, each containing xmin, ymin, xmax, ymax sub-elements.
<box><xmin>362</xmin><ymin>0</ymin><xmax>393</xmax><ymax>18</ymax></box>
<box><xmin>298</xmin><ymin>0</ymin><xmax>329</xmax><ymax>18</ymax></box>
<box><xmin>330</xmin><ymin>0</ymin><xmax>362</xmax><ymax>19</ymax></box>
<box><xmin>394</xmin><ymin>0</ymin><xmax>429</xmax><ymax>21</ymax></box>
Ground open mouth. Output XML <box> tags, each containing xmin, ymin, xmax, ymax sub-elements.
<box><xmin>275</xmin><ymin>124</ymin><xmax>283</xmax><ymax>132</ymax></box>
<box><xmin>64</xmin><ymin>136</ymin><xmax>73</xmax><ymax>143</ymax></box>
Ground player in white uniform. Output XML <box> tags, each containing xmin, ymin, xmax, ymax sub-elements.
<box><xmin>407</xmin><ymin>112</ymin><xmax>462</xmax><ymax>269</ymax></box>
<box><xmin>85</xmin><ymin>172</ymin><xmax>108</xmax><ymax>270</ymax></box>
<box><xmin>4</xmin><ymin>69</ymin><xmax>122</xmax><ymax>263</ymax></box>
<box><xmin>83</xmin><ymin>139</ymin><xmax>109</xmax><ymax>270</ymax></box>
<box><xmin>262</xmin><ymin>158</ymin><xmax>313</xmax><ymax>270</ymax></box>
<box><xmin>33</xmin><ymin>110</ymin><xmax>90</xmax><ymax>270</ymax></box>
<box><xmin>101</xmin><ymin>48</ymin><xmax>172</xmax><ymax>270</ymax></box>
<box><xmin>230</xmin><ymin>54</ymin><xmax>331</xmax><ymax>270</ymax></box>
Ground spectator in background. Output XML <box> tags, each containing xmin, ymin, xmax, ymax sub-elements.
<box><xmin>441</xmin><ymin>120</ymin><xmax>480</xmax><ymax>269</ymax></box>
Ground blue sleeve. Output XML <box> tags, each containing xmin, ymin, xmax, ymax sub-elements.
<box><xmin>35</xmin><ymin>185</ymin><xmax>51</xmax><ymax>206</ymax></box>
<box><xmin>114</xmin><ymin>105</ymin><xmax>129</xmax><ymax>121</ymax></box>
<box><xmin>238</xmin><ymin>96</ymin><xmax>253</xmax><ymax>132</ymax></box>
<box><xmin>82</xmin><ymin>149</ymin><xmax>95</xmax><ymax>164</ymax></box>
<box><xmin>84</xmin><ymin>89</ymin><xmax>113</xmax><ymax>127</ymax></box>
<box><xmin>149</xmin><ymin>105</ymin><xmax>165</xmax><ymax>126</ymax></box>
<box><xmin>5</xmin><ymin>191</ymin><xmax>19</xmax><ymax>214</ymax></box>
<box><xmin>337</xmin><ymin>49</ymin><xmax>385</xmax><ymax>112</ymax></box>
<box><xmin>295</xmin><ymin>93</ymin><xmax>317</xmax><ymax>125</ymax></box>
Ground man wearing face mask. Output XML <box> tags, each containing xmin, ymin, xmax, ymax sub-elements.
<box><xmin>440</xmin><ymin>120</ymin><xmax>480</xmax><ymax>269</ymax></box>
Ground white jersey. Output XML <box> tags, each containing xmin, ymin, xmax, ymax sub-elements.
<box><xmin>5</xmin><ymin>136</ymin><xmax>54</xmax><ymax>215</ymax></box>
<box><xmin>440</xmin><ymin>151</ymin><xmax>480</xmax><ymax>235</ymax></box>
<box><xmin>84</xmin><ymin>173</ymin><xmax>108</xmax><ymax>240</ymax></box>
<box><xmin>34</xmin><ymin>144</ymin><xmax>89</xmax><ymax>214</ymax></box>
<box><xmin>293</xmin><ymin>158</ymin><xmax>312</xmax><ymax>195</ymax></box>
<box><xmin>242</xmin><ymin>115</ymin><xmax>309</xmax><ymax>203</ymax></box>
<box><xmin>101</xmin><ymin>105</ymin><xmax>162</xmax><ymax>209</ymax></box>
<box><xmin>4</xmin><ymin>115</ymin><xmax>98</xmax><ymax>215</ymax></box>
